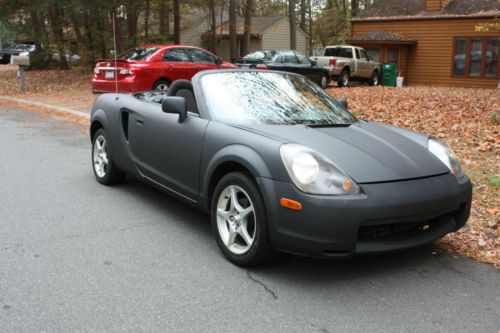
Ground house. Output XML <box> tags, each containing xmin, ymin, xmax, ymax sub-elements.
<box><xmin>204</xmin><ymin>16</ymin><xmax>309</xmax><ymax>61</ymax></box>
<box><xmin>348</xmin><ymin>0</ymin><xmax>500</xmax><ymax>88</ymax></box>
<box><xmin>179</xmin><ymin>9</ymin><xmax>309</xmax><ymax>61</ymax></box>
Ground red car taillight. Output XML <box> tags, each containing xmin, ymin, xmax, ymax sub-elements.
<box><xmin>329</xmin><ymin>59</ymin><xmax>336</xmax><ymax>67</ymax></box>
<box><xmin>119</xmin><ymin>68</ymin><xmax>135</xmax><ymax>75</ymax></box>
<box><xmin>256</xmin><ymin>64</ymin><xmax>268</xmax><ymax>69</ymax></box>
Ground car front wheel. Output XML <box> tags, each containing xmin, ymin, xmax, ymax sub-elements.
<box><xmin>92</xmin><ymin>129</ymin><xmax>126</xmax><ymax>185</ymax></box>
<box><xmin>211</xmin><ymin>172</ymin><xmax>274</xmax><ymax>266</ymax></box>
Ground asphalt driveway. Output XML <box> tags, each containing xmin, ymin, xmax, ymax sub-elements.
<box><xmin>0</xmin><ymin>109</ymin><xmax>498</xmax><ymax>332</ymax></box>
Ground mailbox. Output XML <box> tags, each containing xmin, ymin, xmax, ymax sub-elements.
<box><xmin>11</xmin><ymin>55</ymin><xmax>30</xmax><ymax>66</ymax></box>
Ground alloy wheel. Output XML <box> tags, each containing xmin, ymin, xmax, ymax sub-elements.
<box><xmin>216</xmin><ymin>185</ymin><xmax>256</xmax><ymax>255</ymax></box>
<box><xmin>156</xmin><ymin>83</ymin><xmax>169</xmax><ymax>91</ymax></box>
<box><xmin>342</xmin><ymin>73</ymin><xmax>349</xmax><ymax>86</ymax></box>
<box><xmin>93</xmin><ymin>135</ymin><xmax>108</xmax><ymax>178</ymax></box>
<box><xmin>321</xmin><ymin>75</ymin><xmax>328</xmax><ymax>89</ymax></box>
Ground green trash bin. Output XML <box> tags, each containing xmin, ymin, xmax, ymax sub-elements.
<box><xmin>382</xmin><ymin>63</ymin><xmax>398</xmax><ymax>87</ymax></box>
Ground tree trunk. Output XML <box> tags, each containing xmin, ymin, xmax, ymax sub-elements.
<box><xmin>144</xmin><ymin>0</ymin><xmax>150</xmax><ymax>42</ymax></box>
<box><xmin>242</xmin><ymin>0</ymin><xmax>253</xmax><ymax>56</ymax></box>
<box><xmin>208</xmin><ymin>0</ymin><xmax>217</xmax><ymax>52</ymax></box>
<box><xmin>126</xmin><ymin>0</ymin><xmax>139</xmax><ymax>48</ymax></box>
<box><xmin>299</xmin><ymin>0</ymin><xmax>306</xmax><ymax>31</ymax></box>
<box><xmin>48</xmin><ymin>1</ymin><xmax>69</xmax><ymax>69</ymax></box>
<box><xmin>159</xmin><ymin>0</ymin><xmax>170</xmax><ymax>38</ymax></box>
<box><xmin>173</xmin><ymin>0</ymin><xmax>180</xmax><ymax>44</ymax></box>
<box><xmin>82</xmin><ymin>10</ymin><xmax>96</xmax><ymax>63</ymax></box>
<box><xmin>308</xmin><ymin>0</ymin><xmax>313</xmax><ymax>55</ymax></box>
<box><xmin>351</xmin><ymin>0</ymin><xmax>359</xmax><ymax>17</ymax></box>
<box><xmin>289</xmin><ymin>0</ymin><xmax>297</xmax><ymax>50</ymax></box>
<box><xmin>110</xmin><ymin>9</ymin><xmax>124</xmax><ymax>55</ymax></box>
<box><xmin>229</xmin><ymin>0</ymin><xmax>238</xmax><ymax>62</ymax></box>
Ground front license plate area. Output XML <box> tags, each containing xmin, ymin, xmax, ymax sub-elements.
<box><xmin>105</xmin><ymin>70</ymin><xmax>115</xmax><ymax>79</ymax></box>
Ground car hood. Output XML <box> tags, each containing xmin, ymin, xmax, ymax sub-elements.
<box><xmin>230</xmin><ymin>121</ymin><xmax>449</xmax><ymax>183</ymax></box>
<box><xmin>0</xmin><ymin>48</ymin><xmax>24</xmax><ymax>54</ymax></box>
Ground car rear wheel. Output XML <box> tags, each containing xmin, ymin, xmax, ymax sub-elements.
<box><xmin>319</xmin><ymin>73</ymin><xmax>329</xmax><ymax>89</ymax></box>
<box><xmin>92</xmin><ymin>129</ymin><xmax>126</xmax><ymax>185</ymax></box>
<box><xmin>369</xmin><ymin>70</ymin><xmax>379</xmax><ymax>86</ymax></box>
<box><xmin>153</xmin><ymin>79</ymin><xmax>170</xmax><ymax>91</ymax></box>
<box><xmin>338</xmin><ymin>69</ymin><xmax>350</xmax><ymax>88</ymax></box>
<box><xmin>211</xmin><ymin>172</ymin><xmax>274</xmax><ymax>266</ymax></box>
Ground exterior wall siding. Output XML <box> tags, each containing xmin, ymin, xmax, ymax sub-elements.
<box><xmin>352</xmin><ymin>17</ymin><xmax>500</xmax><ymax>88</ymax></box>
<box><xmin>262</xmin><ymin>18</ymin><xmax>308</xmax><ymax>54</ymax></box>
<box><xmin>180</xmin><ymin>10</ymin><xmax>229</xmax><ymax>48</ymax></box>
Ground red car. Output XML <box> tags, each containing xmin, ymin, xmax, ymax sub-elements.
<box><xmin>92</xmin><ymin>45</ymin><xmax>237</xmax><ymax>93</ymax></box>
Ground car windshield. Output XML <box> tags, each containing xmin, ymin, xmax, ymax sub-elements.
<box><xmin>243</xmin><ymin>50</ymin><xmax>276</xmax><ymax>61</ymax></box>
<box><xmin>14</xmin><ymin>44</ymin><xmax>30</xmax><ymax>50</ymax></box>
<box><xmin>200</xmin><ymin>72</ymin><xmax>357</xmax><ymax>126</ymax></box>
<box><xmin>118</xmin><ymin>47</ymin><xmax>158</xmax><ymax>60</ymax></box>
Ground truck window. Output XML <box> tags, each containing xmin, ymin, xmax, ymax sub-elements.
<box><xmin>324</xmin><ymin>48</ymin><xmax>339</xmax><ymax>57</ymax></box>
<box><xmin>360</xmin><ymin>50</ymin><xmax>369</xmax><ymax>61</ymax></box>
<box><xmin>340</xmin><ymin>48</ymin><xmax>353</xmax><ymax>58</ymax></box>
<box><xmin>355</xmin><ymin>49</ymin><xmax>361</xmax><ymax>59</ymax></box>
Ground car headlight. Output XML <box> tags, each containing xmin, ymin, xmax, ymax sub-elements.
<box><xmin>280</xmin><ymin>144</ymin><xmax>360</xmax><ymax>195</ymax></box>
<box><xmin>19</xmin><ymin>51</ymin><xmax>29</xmax><ymax>56</ymax></box>
<box><xmin>428</xmin><ymin>138</ymin><xmax>464</xmax><ymax>179</ymax></box>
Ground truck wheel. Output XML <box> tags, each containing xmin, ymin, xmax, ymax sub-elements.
<box><xmin>319</xmin><ymin>73</ymin><xmax>329</xmax><ymax>89</ymax></box>
<box><xmin>369</xmin><ymin>70</ymin><xmax>379</xmax><ymax>86</ymax></box>
<box><xmin>338</xmin><ymin>69</ymin><xmax>350</xmax><ymax>88</ymax></box>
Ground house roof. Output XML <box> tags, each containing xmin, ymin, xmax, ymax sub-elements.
<box><xmin>354</xmin><ymin>0</ymin><xmax>500</xmax><ymax>21</ymax></box>
<box><xmin>214</xmin><ymin>16</ymin><xmax>286</xmax><ymax>36</ymax></box>
<box><xmin>347</xmin><ymin>29</ymin><xmax>417</xmax><ymax>45</ymax></box>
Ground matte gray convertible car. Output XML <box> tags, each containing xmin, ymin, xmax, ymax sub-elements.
<box><xmin>90</xmin><ymin>69</ymin><xmax>472</xmax><ymax>266</ymax></box>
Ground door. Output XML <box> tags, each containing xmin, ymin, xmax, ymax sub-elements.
<box><xmin>356</xmin><ymin>48</ymin><xmax>372</xmax><ymax>78</ymax></box>
<box><xmin>186</xmin><ymin>48</ymin><xmax>220</xmax><ymax>73</ymax></box>
<box><xmin>295</xmin><ymin>51</ymin><xmax>322</xmax><ymax>82</ymax></box>
<box><xmin>268</xmin><ymin>50</ymin><xmax>301</xmax><ymax>74</ymax></box>
<box><xmin>163</xmin><ymin>48</ymin><xmax>199</xmax><ymax>80</ymax></box>
<box><xmin>128</xmin><ymin>104</ymin><xmax>209</xmax><ymax>200</ymax></box>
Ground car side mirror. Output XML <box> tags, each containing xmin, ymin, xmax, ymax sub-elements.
<box><xmin>338</xmin><ymin>99</ymin><xmax>348</xmax><ymax>109</ymax></box>
<box><xmin>217</xmin><ymin>57</ymin><xmax>224</xmax><ymax>65</ymax></box>
<box><xmin>368</xmin><ymin>57</ymin><xmax>373</xmax><ymax>61</ymax></box>
<box><xmin>310</xmin><ymin>60</ymin><xmax>317</xmax><ymax>66</ymax></box>
<box><xmin>162</xmin><ymin>96</ymin><xmax>187</xmax><ymax>123</ymax></box>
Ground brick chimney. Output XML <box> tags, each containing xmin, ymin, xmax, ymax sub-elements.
<box><xmin>425</xmin><ymin>0</ymin><xmax>443</xmax><ymax>11</ymax></box>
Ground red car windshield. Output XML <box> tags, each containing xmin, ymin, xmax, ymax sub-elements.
<box><xmin>118</xmin><ymin>47</ymin><xmax>158</xmax><ymax>60</ymax></box>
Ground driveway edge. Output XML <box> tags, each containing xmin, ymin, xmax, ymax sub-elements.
<box><xmin>0</xmin><ymin>96</ymin><xmax>89</xmax><ymax>120</ymax></box>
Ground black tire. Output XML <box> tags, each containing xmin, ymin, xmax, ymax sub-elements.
<box><xmin>153</xmin><ymin>79</ymin><xmax>170</xmax><ymax>91</ymax></box>
<box><xmin>337</xmin><ymin>68</ymin><xmax>350</xmax><ymax>88</ymax></box>
<box><xmin>369</xmin><ymin>70</ymin><xmax>379</xmax><ymax>86</ymax></box>
<box><xmin>210</xmin><ymin>172</ymin><xmax>275</xmax><ymax>266</ymax></box>
<box><xmin>319</xmin><ymin>73</ymin><xmax>329</xmax><ymax>89</ymax></box>
<box><xmin>92</xmin><ymin>128</ymin><xmax>126</xmax><ymax>185</ymax></box>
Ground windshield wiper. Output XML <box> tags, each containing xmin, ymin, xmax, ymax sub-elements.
<box><xmin>306</xmin><ymin>123</ymin><xmax>351</xmax><ymax>128</ymax></box>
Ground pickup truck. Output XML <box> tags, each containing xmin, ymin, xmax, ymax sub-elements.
<box><xmin>310</xmin><ymin>45</ymin><xmax>380</xmax><ymax>87</ymax></box>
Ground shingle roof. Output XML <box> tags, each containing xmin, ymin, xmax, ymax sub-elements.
<box><xmin>348</xmin><ymin>29</ymin><xmax>417</xmax><ymax>44</ymax></box>
<box><xmin>355</xmin><ymin>0</ymin><xmax>500</xmax><ymax>20</ymax></box>
<box><xmin>215</xmin><ymin>16</ymin><xmax>286</xmax><ymax>36</ymax></box>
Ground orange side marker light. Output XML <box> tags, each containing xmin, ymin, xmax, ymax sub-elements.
<box><xmin>280</xmin><ymin>198</ymin><xmax>303</xmax><ymax>211</ymax></box>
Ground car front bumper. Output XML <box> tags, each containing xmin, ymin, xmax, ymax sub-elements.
<box><xmin>257</xmin><ymin>173</ymin><xmax>472</xmax><ymax>258</ymax></box>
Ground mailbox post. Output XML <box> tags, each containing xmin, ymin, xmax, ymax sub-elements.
<box><xmin>11</xmin><ymin>55</ymin><xmax>30</xmax><ymax>92</ymax></box>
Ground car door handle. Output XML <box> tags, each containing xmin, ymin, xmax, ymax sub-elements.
<box><xmin>136</xmin><ymin>119</ymin><xmax>144</xmax><ymax>125</ymax></box>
